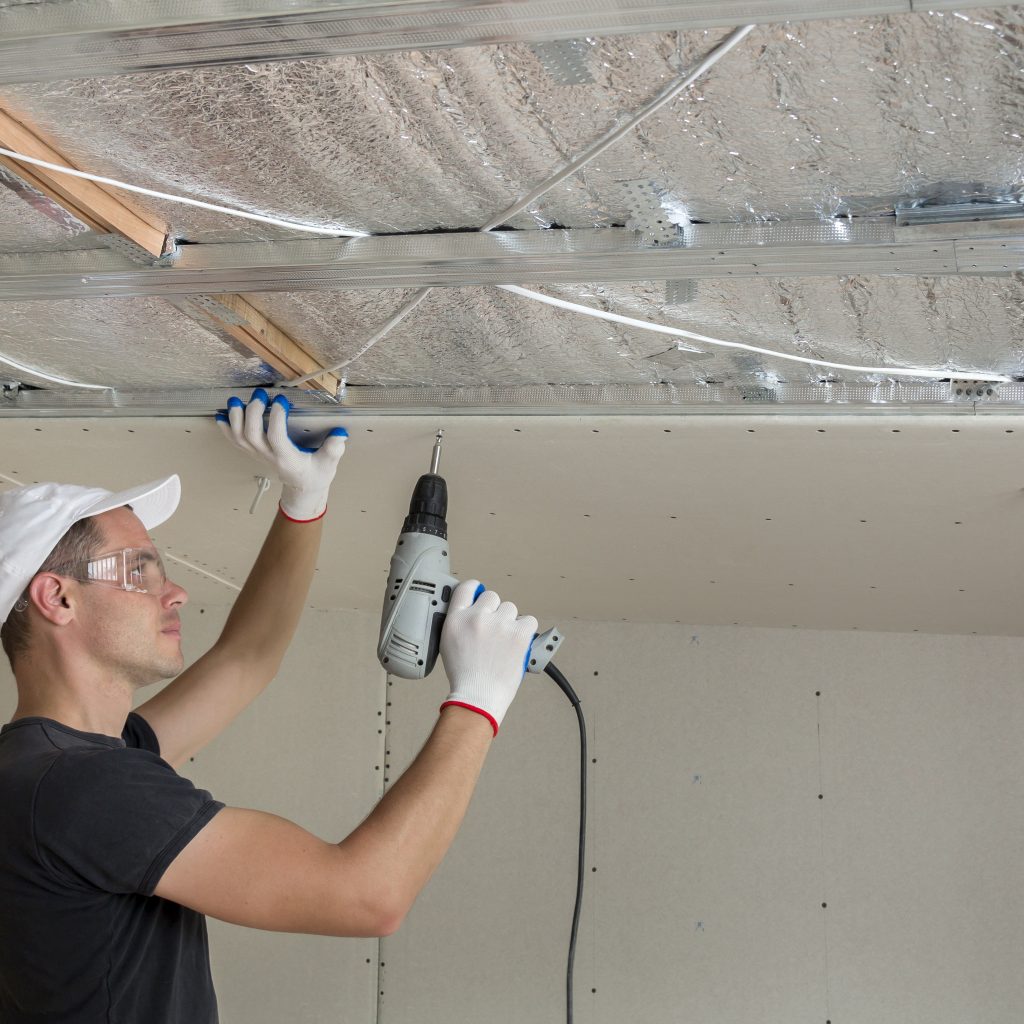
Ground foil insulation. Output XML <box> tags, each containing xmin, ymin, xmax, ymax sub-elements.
<box><xmin>249</xmin><ymin>275</ymin><xmax>1024</xmax><ymax>387</ymax></box>
<box><xmin>0</xmin><ymin>297</ymin><xmax>269</xmax><ymax>388</ymax></box>
<box><xmin>1</xmin><ymin>10</ymin><xmax>1020</xmax><ymax>236</ymax></box>
<box><xmin>0</xmin><ymin>173</ymin><xmax>103</xmax><ymax>252</ymax></box>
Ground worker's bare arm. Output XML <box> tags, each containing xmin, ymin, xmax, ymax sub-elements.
<box><xmin>154</xmin><ymin>805</ymin><xmax>398</xmax><ymax>937</ymax></box>
<box><xmin>155</xmin><ymin>706</ymin><xmax>493</xmax><ymax>936</ymax></box>
<box><xmin>137</xmin><ymin>513</ymin><xmax>323</xmax><ymax>769</ymax></box>
<box><xmin>138</xmin><ymin>392</ymin><xmax>346</xmax><ymax>769</ymax></box>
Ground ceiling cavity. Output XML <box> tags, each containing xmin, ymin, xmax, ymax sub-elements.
<box><xmin>0</xmin><ymin>3</ymin><xmax>1020</xmax><ymax>412</ymax></box>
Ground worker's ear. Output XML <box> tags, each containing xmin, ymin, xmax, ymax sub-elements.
<box><xmin>27</xmin><ymin>573</ymin><xmax>76</xmax><ymax>626</ymax></box>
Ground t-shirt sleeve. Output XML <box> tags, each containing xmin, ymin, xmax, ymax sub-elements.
<box><xmin>34</xmin><ymin>747</ymin><xmax>224</xmax><ymax>896</ymax></box>
<box><xmin>122</xmin><ymin>710</ymin><xmax>160</xmax><ymax>754</ymax></box>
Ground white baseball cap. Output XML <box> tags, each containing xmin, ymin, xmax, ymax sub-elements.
<box><xmin>0</xmin><ymin>475</ymin><xmax>180</xmax><ymax>624</ymax></box>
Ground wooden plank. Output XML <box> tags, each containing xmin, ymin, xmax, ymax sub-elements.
<box><xmin>0</xmin><ymin>100</ymin><xmax>168</xmax><ymax>256</ymax></box>
<box><xmin>203</xmin><ymin>294</ymin><xmax>340</xmax><ymax>395</ymax></box>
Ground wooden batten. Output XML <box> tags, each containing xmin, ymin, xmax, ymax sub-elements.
<box><xmin>202</xmin><ymin>294</ymin><xmax>341</xmax><ymax>396</ymax></box>
<box><xmin>0</xmin><ymin>100</ymin><xmax>169</xmax><ymax>256</ymax></box>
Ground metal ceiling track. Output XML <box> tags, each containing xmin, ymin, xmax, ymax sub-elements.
<box><xmin>1</xmin><ymin>222</ymin><xmax>1020</xmax><ymax>301</ymax></box>
<box><xmin>3</xmin><ymin>384</ymin><xmax>1023</xmax><ymax>417</ymax></box>
<box><xmin>0</xmin><ymin>0</ymin><xmax>1004</xmax><ymax>84</ymax></box>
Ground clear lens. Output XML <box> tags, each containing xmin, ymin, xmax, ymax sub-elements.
<box><xmin>81</xmin><ymin>547</ymin><xmax>167</xmax><ymax>594</ymax></box>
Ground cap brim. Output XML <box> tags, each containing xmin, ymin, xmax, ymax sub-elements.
<box><xmin>81</xmin><ymin>474</ymin><xmax>181</xmax><ymax>531</ymax></box>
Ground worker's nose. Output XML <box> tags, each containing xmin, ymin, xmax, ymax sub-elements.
<box><xmin>162</xmin><ymin>579</ymin><xmax>188</xmax><ymax>609</ymax></box>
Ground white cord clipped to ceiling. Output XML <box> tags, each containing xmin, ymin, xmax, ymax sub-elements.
<box><xmin>0</xmin><ymin>351</ymin><xmax>113</xmax><ymax>390</ymax></box>
<box><xmin>499</xmin><ymin>285</ymin><xmax>1014</xmax><ymax>383</ymax></box>
<box><xmin>0</xmin><ymin>147</ymin><xmax>368</xmax><ymax>238</ymax></box>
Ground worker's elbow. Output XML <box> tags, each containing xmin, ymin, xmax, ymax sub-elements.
<box><xmin>345</xmin><ymin>886</ymin><xmax>407</xmax><ymax>938</ymax></box>
<box><xmin>372</xmin><ymin>887</ymin><xmax>410</xmax><ymax>937</ymax></box>
<box><xmin>346</xmin><ymin>901</ymin><xmax>403</xmax><ymax>938</ymax></box>
<box><xmin>375</xmin><ymin>909</ymin><xmax>405</xmax><ymax>937</ymax></box>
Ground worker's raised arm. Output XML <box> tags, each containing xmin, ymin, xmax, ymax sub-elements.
<box><xmin>138</xmin><ymin>390</ymin><xmax>347</xmax><ymax>767</ymax></box>
<box><xmin>154</xmin><ymin>582</ymin><xmax>537</xmax><ymax>936</ymax></box>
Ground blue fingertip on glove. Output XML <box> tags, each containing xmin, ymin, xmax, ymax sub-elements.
<box><xmin>523</xmin><ymin>632</ymin><xmax>538</xmax><ymax>676</ymax></box>
<box><xmin>215</xmin><ymin>411</ymin><xmax>228</xmax><ymax>423</ymax></box>
<box><xmin>328</xmin><ymin>427</ymin><xmax>349</xmax><ymax>438</ymax></box>
<box><xmin>272</xmin><ymin>394</ymin><xmax>291</xmax><ymax>413</ymax></box>
<box><xmin>227</xmin><ymin>396</ymin><xmax>244</xmax><ymax>409</ymax></box>
<box><xmin>472</xmin><ymin>583</ymin><xmax>486</xmax><ymax>603</ymax></box>
<box><xmin>251</xmin><ymin>388</ymin><xmax>270</xmax><ymax>406</ymax></box>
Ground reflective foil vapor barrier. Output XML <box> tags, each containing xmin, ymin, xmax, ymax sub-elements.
<box><xmin>2</xmin><ymin>12</ymin><xmax>1020</xmax><ymax>240</ymax></box>
<box><xmin>4</xmin><ymin>383</ymin><xmax>1024</xmax><ymax>416</ymax></box>
<box><xmin>1</xmin><ymin>223</ymin><xmax>1021</xmax><ymax>300</ymax></box>
<box><xmin>0</xmin><ymin>0</ymin><xmax>997</xmax><ymax>84</ymax></box>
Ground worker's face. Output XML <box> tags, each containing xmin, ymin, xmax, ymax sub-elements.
<box><xmin>74</xmin><ymin>507</ymin><xmax>189</xmax><ymax>687</ymax></box>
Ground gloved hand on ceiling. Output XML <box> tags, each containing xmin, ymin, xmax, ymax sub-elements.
<box><xmin>216</xmin><ymin>388</ymin><xmax>348</xmax><ymax>522</ymax></box>
<box><xmin>439</xmin><ymin>580</ymin><xmax>539</xmax><ymax>736</ymax></box>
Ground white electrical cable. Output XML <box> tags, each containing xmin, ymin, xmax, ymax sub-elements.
<box><xmin>499</xmin><ymin>285</ymin><xmax>1014</xmax><ymax>383</ymax></box>
<box><xmin>0</xmin><ymin>147</ymin><xmax>368</xmax><ymax>238</ymax></box>
<box><xmin>0</xmin><ymin>351</ymin><xmax>113</xmax><ymax>390</ymax></box>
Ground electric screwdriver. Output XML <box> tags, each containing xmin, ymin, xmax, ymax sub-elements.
<box><xmin>377</xmin><ymin>430</ymin><xmax>563</xmax><ymax>679</ymax></box>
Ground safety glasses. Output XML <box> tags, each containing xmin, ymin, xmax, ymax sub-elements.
<box><xmin>52</xmin><ymin>546</ymin><xmax>168</xmax><ymax>596</ymax></box>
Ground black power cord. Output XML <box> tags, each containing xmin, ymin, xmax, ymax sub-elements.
<box><xmin>543</xmin><ymin>662</ymin><xmax>586</xmax><ymax>1024</ymax></box>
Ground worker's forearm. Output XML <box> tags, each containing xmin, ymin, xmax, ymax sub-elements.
<box><xmin>217</xmin><ymin>511</ymin><xmax>323</xmax><ymax>663</ymax></box>
<box><xmin>340</xmin><ymin>706</ymin><xmax>493</xmax><ymax>921</ymax></box>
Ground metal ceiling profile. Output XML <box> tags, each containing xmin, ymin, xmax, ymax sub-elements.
<box><xmin>2</xmin><ymin>222</ymin><xmax>1021</xmax><ymax>301</ymax></box>
<box><xmin>2</xmin><ymin>382</ymin><xmax>1021</xmax><ymax>418</ymax></box>
<box><xmin>0</xmin><ymin>0</ymin><xmax>1000</xmax><ymax>84</ymax></box>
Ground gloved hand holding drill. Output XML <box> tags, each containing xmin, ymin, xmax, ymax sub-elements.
<box><xmin>439</xmin><ymin>580</ymin><xmax>539</xmax><ymax>735</ymax></box>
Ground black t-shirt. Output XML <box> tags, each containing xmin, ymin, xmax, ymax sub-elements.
<box><xmin>0</xmin><ymin>712</ymin><xmax>224</xmax><ymax>1023</ymax></box>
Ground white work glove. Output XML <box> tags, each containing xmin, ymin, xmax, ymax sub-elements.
<box><xmin>216</xmin><ymin>388</ymin><xmax>348</xmax><ymax>522</ymax></box>
<box><xmin>439</xmin><ymin>580</ymin><xmax>539</xmax><ymax>736</ymax></box>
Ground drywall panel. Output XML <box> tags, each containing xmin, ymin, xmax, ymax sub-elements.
<box><xmin>180</xmin><ymin>607</ymin><xmax>386</xmax><ymax>1024</ymax></box>
<box><xmin>380</xmin><ymin>621</ymin><xmax>822</xmax><ymax>1024</ymax></box>
<box><xmin>0</xmin><ymin>604</ymin><xmax>386</xmax><ymax>1024</ymax></box>
<box><xmin>819</xmin><ymin>631</ymin><xmax>1024</xmax><ymax>1022</ymax></box>
<box><xmin>2</xmin><ymin>413</ymin><xmax>1024</xmax><ymax>635</ymax></box>
<box><xmin>381</xmin><ymin>621</ymin><xmax>1024</xmax><ymax>1024</ymax></box>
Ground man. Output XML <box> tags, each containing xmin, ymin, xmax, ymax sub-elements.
<box><xmin>0</xmin><ymin>390</ymin><xmax>537</xmax><ymax>1023</ymax></box>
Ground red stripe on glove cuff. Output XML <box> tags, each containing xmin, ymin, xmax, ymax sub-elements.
<box><xmin>278</xmin><ymin>503</ymin><xmax>327</xmax><ymax>524</ymax></box>
<box><xmin>440</xmin><ymin>700</ymin><xmax>499</xmax><ymax>737</ymax></box>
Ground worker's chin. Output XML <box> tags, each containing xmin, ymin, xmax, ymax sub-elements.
<box><xmin>139</xmin><ymin>654</ymin><xmax>186</xmax><ymax>687</ymax></box>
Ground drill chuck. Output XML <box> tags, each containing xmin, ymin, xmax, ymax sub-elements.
<box><xmin>401</xmin><ymin>473</ymin><xmax>448</xmax><ymax>539</ymax></box>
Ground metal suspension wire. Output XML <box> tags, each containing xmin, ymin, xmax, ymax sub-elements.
<box><xmin>282</xmin><ymin>25</ymin><xmax>756</xmax><ymax>385</ymax></box>
<box><xmin>283</xmin><ymin>288</ymin><xmax>431</xmax><ymax>388</ymax></box>
<box><xmin>481</xmin><ymin>25</ymin><xmax>755</xmax><ymax>231</ymax></box>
